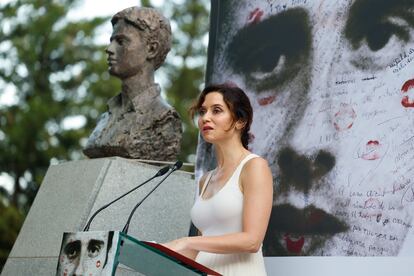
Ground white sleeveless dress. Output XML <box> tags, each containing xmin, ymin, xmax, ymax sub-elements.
<box><xmin>191</xmin><ymin>154</ymin><xmax>267</xmax><ymax>276</ymax></box>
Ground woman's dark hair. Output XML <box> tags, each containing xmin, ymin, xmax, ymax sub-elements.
<box><xmin>190</xmin><ymin>84</ymin><xmax>253</xmax><ymax>149</ymax></box>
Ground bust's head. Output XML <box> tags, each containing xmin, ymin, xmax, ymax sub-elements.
<box><xmin>106</xmin><ymin>7</ymin><xmax>172</xmax><ymax>79</ymax></box>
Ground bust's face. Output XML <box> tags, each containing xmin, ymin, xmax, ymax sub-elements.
<box><xmin>106</xmin><ymin>20</ymin><xmax>149</xmax><ymax>79</ymax></box>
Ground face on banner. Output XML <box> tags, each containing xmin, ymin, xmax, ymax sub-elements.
<box><xmin>56</xmin><ymin>232</ymin><xmax>115</xmax><ymax>276</ymax></box>
<box><xmin>206</xmin><ymin>0</ymin><xmax>414</xmax><ymax>255</ymax></box>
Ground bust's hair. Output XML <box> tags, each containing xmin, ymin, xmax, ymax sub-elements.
<box><xmin>111</xmin><ymin>7</ymin><xmax>172</xmax><ymax>70</ymax></box>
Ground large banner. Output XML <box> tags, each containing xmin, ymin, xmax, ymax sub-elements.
<box><xmin>197</xmin><ymin>0</ymin><xmax>414</xmax><ymax>256</ymax></box>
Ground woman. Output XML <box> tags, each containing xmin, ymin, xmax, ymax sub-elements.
<box><xmin>164</xmin><ymin>84</ymin><xmax>273</xmax><ymax>275</ymax></box>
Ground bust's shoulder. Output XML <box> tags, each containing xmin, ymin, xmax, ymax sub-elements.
<box><xmin>107</xmin><ymin>93</ymin><xmax>122</xmax><ymax>110</ymax></box>
<box><xmin>150</xmin><ymin>97</ymin><xmax>180</xmax><ymax>119</ymax></box>
<box><xmin>152</xmin><ymin>96</ymin><xmax>173</xmax><ymax>110</ymax></box>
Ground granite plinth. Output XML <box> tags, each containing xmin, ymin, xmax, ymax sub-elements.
<box><xmin>2</xmin><ymin>157</ymin><xmax>195</xmax><ymax>275</ymax></box>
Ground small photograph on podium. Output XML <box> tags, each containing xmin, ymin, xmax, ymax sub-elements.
<box><xmin>56</xmin><ymin>231</ymin><xmax>119</xmax><ymax>276</ymax></box>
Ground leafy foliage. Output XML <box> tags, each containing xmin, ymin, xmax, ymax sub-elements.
<box><xmin>0</xmin><ymin>0</ymin><xmax>120</xmax><ymax>210</ymax></box>
<box><xmin>0</xmin><ymin>203</ymin><xmax>24</xmax><ymax>268</ymax></box>
<box><xmin>0</xmin><ymin>0</ymin><xmax>120</xmax><ymax>269</ymax></box>
<box><xmin>0</xmin><ymin>0</ymin><xmax>209</xmax><ymax>270</ymax></box>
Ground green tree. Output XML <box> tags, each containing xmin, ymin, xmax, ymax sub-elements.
<box><xmin>0</xmin><ymin>202</ymin><xmax>23</xmax><ymax>268</ymax></box>
<box><xmin>0</xmin><ymin>0</ymin><xmax>120</xmax><ymax>269</ymax></box>
<box><xmin>0</xmin><ymin>0</ymin><xmax>119</xmax><ymax>210</ymax></box>
<box><xmin>0</xmin><ymin>0</ymin><xmax>209</xmax><ymax>270</ymax></box>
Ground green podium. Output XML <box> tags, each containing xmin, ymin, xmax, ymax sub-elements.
<box><xmin>117</xmin><ymin>232</ymin><xmax>221</xmax><ymax>275</ymax></box>
<box><xmin>56</xmin><ymin>231</ymin><xmax>221</xmax><ymax>276</ymax></box>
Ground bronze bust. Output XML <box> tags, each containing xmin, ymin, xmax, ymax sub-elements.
<box><xmin>83</xmin><ymin>7</ymin><xmax>182</xmax><ymax>161</ymax></box>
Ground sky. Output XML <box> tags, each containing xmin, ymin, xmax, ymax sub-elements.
<box><xmin>0</xmin><ymin>0</ymin><xmax>167</xmax><ymax>192</ymax></box>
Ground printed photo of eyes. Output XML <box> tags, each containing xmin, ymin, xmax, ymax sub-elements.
<box><xmin>227</xmin><ymin>8</ymin><xmax>311</xmax><ymax>92</ymax></box>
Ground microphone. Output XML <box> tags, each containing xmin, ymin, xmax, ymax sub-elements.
<box><xmin>83</xmin><ymin>165</ymin><xmax>170</xmax><ymax>231</ymax></box>
<box><xmin>171</xmin><ymin>160</ymin><xmax>183</xmax><ymax>171</ymax></box>
<box><xmin>122</xmin><ymin>161</ymin><xmax>183</xmax><ymax>235</ymax></box>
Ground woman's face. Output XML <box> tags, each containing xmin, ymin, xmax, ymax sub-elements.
<box><xmin>198</xmin><ymin>92</ymin><xmax>238</xmax><ymax>144</ymax></box>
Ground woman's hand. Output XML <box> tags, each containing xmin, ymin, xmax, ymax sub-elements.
<box><xmin>163</xmin><ymin>237</ymin><xmax>198</xmax><ymax>260</ymax></box>
<box><xmin>163</xmin><ymin>237</ymin><xmax>188</xmax><ymax>252</ymax></box>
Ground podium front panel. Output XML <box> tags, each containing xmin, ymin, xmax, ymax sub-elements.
<box><xmin>117</xmin><ymin>233</ymin><xmax>202</xmax><ymax>276</ymax></box>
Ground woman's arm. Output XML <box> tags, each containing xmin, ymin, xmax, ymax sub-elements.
<box><xmin>164</xmin><ymin>157</ymin><xmax>273</xmax><ymax>254</ymax></box>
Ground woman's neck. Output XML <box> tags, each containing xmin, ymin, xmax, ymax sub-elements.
<box><xmin>214</xmin><ymin>138</ymin><xmax>249</xmax><ymax>170</ymax></box>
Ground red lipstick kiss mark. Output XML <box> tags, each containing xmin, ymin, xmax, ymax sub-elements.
<box><xmin>402</xmin><ymin>79</ymin><xmax>414</xmax><ymax>92</ymax></box>
<box><xmin>333</xmin><ymin>103</ymin><xmax>356</xmax><ymax>131</ymax></box>
<box><xmin>283</xmin><ymin>233</ymin><xmax>304</xmax><ymax>254</ymax></box>
<box><xmin>401</xmin><ymin>79</ymin><xmax>414</xmax><ymax>108</ymax></box>
<box><xmin>258</xmin><ymin>95</ymin><xmax>276</xmax><ymax>106</ymax></box>
<box><xmin>96</xmin><ymin>260</ymin><xmax>101</xmax><ymax>268</ymax></box>
<box><xmin>367</xmin><ymin>140</ymin><xmax>379</xmax><ymax>145</ymax></box>
<box><xmin>248</xmin><ymin>8</ymin><xmax>264</xmax><ymax>24</ymax></box>
<box><xmin>361</xmin><ymin>140</ymin><xmax>382</xmax><ymax>160</ymax></box>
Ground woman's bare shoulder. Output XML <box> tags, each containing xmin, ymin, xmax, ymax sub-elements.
<box><xmin>244</xmin><ymin>155</ymin><xmax>269</xmax><ymax>170</ymax></box>
<box><xmin>241</xmin><ymin>156</ymin><xmax>271</xmax><ymax>183</ymax></box>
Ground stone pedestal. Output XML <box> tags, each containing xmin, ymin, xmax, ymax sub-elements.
<box><xmin>2</xmin><ymin>157</ymin><xmax>195</xmax><ymax>275</ymax></box>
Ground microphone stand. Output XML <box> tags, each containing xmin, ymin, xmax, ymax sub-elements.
<box><xmin>122</xmin><ymin>161</ymin><xmax>183</xmax><ymax>235</ymax></box>
<box><xmin>83</xmin><ymin>165</ymin><xmax>170</xmax><ymax>231</ymax></box>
